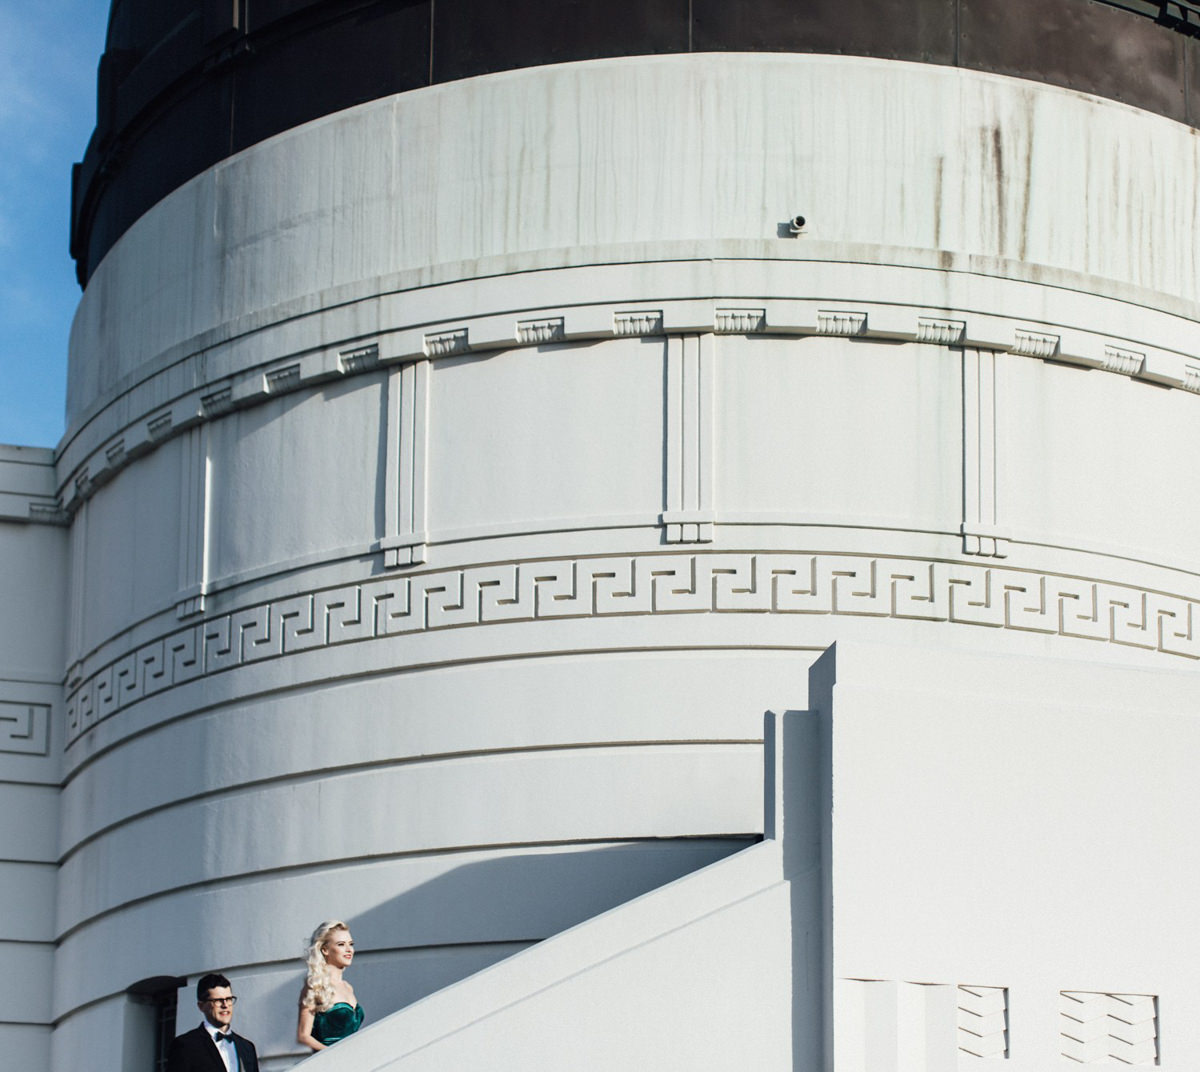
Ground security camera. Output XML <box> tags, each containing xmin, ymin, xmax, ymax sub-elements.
<box><xmin>788</xmin><ymin>215</ymin><xmax>806</xmax><ymax>234</ymax></box>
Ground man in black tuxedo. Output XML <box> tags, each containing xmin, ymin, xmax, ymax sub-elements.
<box><xmin>166</xmin><ymin>972</ymin><xmax>259</xmax><ymax>1072</ymax></box>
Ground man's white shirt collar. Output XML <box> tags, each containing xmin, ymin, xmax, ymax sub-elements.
<box><xmin>201</xmin><ymin>1021</ymin><xmax>238</xmax><ymax>1072</ymax></box>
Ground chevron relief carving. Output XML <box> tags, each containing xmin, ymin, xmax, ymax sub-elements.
<box><xmin>957</xmin><ymin>985</ymin><xmax>1008</xmax><ymax>1059</ymax></box>
<box><xmin>64</xmin><ymin>553</ymin><xmax>1200</xmax><ymax>743</ymax></box>
<box><xmin>1060</xmin><ymin>991</ymin><xmax>1157</xmax><ymax>1065</ymax></box>
<box><xmin>0</xmin><ymin>702</ymin><xmax>50</xmax><ymax>755</ymax></box>
<box><xmin>840</xmin><ymin>977</ymin><xmax>1004</xmax><ymax>1069</ymax></box>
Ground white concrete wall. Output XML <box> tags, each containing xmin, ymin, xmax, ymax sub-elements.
<box><xmin>52</xmin><ymin>649</ymin><xmax>800</xmax><ymax>1069</ymax></box>
<box><xmin>64</xmin><ymin>53</ymin><xmax>1200</xmax><ymax>427</ymax></box>
<box><xmin>815</xmin><ymin>640</ymin><xmax>1200</xmax><ymax>1070</ymax></box>
<box><xmin>295</xmin><ymin>710</ymin><xmax>823</xmax><ymax>1071</ymax></box>
<box><xmin>302</xmin><ymin>638</ymin><xmax>1200</xmax><ymax>1071</ymax></box>
<box><xmin>44</xmin><ymin>50</ymin><xmax>1200</xmax><ymax>1071</ymax></box>
<box><xmin>0</xmin><ymin>447</ymin><xmax>64</xmax><ymax>1070</ymax></box>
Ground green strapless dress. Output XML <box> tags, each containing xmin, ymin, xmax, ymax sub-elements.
<box><xmin>312</xmin><ymin>1002</ymin><xmax>364</xmax><ymax>1045</ymax></box>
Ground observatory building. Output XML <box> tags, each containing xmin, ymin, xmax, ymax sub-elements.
<box><xmin>5</xmin><ymin>1</ymin><xmax>1200</xmax><ymax>1068</ymax></box>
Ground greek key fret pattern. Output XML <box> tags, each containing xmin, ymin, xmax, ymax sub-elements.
<box><xmin>0</xmin><ymin>702</ymin><xmax>50</xmax><ymax>755</ymax></box>
<box><xmin>1060</xmin><ymin>991</ymin><xmax>1157</xmax><ymax>1065</ymax></box>
<box><xmin>64</xmin><ymin>553</ymin><xmax>1200</xmax><ymax>743</ymax></box>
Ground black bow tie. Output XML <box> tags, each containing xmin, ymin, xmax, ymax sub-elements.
<box><xmin>214</xmin><ymin>1032</ymin><xmax>231</xmax><ymax>1043</ymax></box>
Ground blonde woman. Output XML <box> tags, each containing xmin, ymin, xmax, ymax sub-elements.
<box><xmin>297</xmin><ymin>920</ymin><xmax>364</xmax><ymax>1051</ymax></box>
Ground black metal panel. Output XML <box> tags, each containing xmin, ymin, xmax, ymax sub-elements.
<box><xmin>112</xmin><ymin>12</ymin><xmax>207</xmax><ymax>133</ymax></box>
<box><xmin>70</xmin><ymin>0</ymin><xmax>1200</xmax><ymax>286</ymax></box>
<box><xmin>81</xmin><ymin>72</ymin><xmax>234</xmax><ymax>283</ymax></box>
<box><xmin>1188</xmin><ymin>31</ymin><xmax>1200</xmax><ymax>124</ymax></box>
<box><xmin>105</xmin><ymin>0</ymin><xmax>198</xmax><ymax>55</ymax></box>
<box><xmin>432</xmin><ymin>0</ymin><xmax>688</xmax><ymax>84</ymax></box>
<box><xmin>691</xmin><ymin>0</ymin><xmax>956</xmax><ymax>63</ymax></box>
<box><xmin>961</xmin><ymin>0</ymin><xmax>1188</xmax><ymax>121</ymax></box>
<box><xmin>232</xmin><ymin>2</ymin><xmax>429</xmax><ymax>152</ymax></box>
<box><xmin>246</xmin><ymin>0</ymin><xmax>374</xmax><ymax>33</ymax></box>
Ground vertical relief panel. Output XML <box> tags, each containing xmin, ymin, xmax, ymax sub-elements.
<box><xmin>961</xmin><ymin>348</ymin><xmax>1008</xmax><ymax>558</ymax></box>
<box><xmin>175</xmin><ymin>425</ymin><xmax>210</xmax><ymax>617</ymax></box>
<box><xmin>66</xmin><ymin>502</ymin><xmax>87</xmax><ymax>678</ymax></box>
<box><xmin>662</xmin><ymin>333</ymin><xmax>716</xmax><ymax>542</ymax></box>
<box><xmin>382</xmin><ymin>359</ymin><xmax>430</xmax><ymax>567</ymax></box>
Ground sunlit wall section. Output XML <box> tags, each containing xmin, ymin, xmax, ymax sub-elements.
<box><xmin>51</xmin><ymin>53</ymin><xmax>1200</xmax><ymax>1070</ymax></box>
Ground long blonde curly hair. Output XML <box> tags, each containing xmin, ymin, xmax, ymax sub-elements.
<box><xmin>301</xmin><ymin>919</ymin><xmax>349</xmax><ymax>1011</ymax></box>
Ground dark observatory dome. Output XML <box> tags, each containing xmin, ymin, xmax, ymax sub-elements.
<box><xmin>70</xmin><ymin>0</ymin><xmax>1200</xmax><ymax>287</ymax></box>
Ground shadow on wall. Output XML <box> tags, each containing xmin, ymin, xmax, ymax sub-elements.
<box><xmin>268</xmin><ymin>707</ymin><xmax>825</xmax><ymax>1070</ymax></box>
<box><xmin>260</xmin><ymin>837</ymin><xmax>753</xmax><ymax>1065</ymax></box>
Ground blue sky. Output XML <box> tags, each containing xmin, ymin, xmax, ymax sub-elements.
<box><xmin>0</xmin><ymin>1</ymin><xmax>109</xmax><ymax>448</ymax></box>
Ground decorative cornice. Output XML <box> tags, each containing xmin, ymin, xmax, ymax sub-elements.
<box><xmin>54</xmin><ymin>289</ymin><xmax>1200</xmax><ymax>517</ymax></box>
<box><xmin>264</xmin><ymin>364</ymin><xmax>301</xmax><ymax>393</ymax></box>
<box><xmin>338</xmin><ymin>343</ymin><xmax>380</xmax><ymax>374</ymax></box>
<box><xmin>917</xmin><ymin>317</ymin><xmax>966</xmax><ymax>345</ymax></box>
<box><xmin>816</xmin><ymin>310</ymin><xmax>868</xmax><ymax>336</ymax></box>
<box><xmin>715</xmin><ymin>308</ymin><xmax>766</xmax><ymax>334</ymax></box>
<box><xmin>64</xmin><ymin>551</ymin><xmax>1200</xmax><ymax>746</ymax></box>
<box><xmin>613</xmin><ymin>310</ymin><xmax>664</xmax><ymax>336</ymax></box>
<box><xmin>1012</xmin><ymin>330</ymin><xmax>1060</xmax><ymax>358</ymax></box>
<box><xmin>424</xmin><ymin>328</ymin><xmax>470</xmax><ymax>357</ymax></box>
<box><xmin>1102</xmin><ymin>345</ymin><xmax>1145</xmax><ymax>376</ymax></box>
<box><xmin>516</xmin><ymin>318</ymin><xmax>566</xmax><ymax>345</ymax></box>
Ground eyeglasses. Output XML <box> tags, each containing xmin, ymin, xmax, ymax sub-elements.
<box><xmin>203</xmin><ymin>996</ymin><xmax>238</xmax><ymax>1007</ymax></box>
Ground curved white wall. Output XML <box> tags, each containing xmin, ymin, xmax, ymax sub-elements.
<box><xmin>0</xmin><ymin>448</ymin><xmax>64</xmax><ymax>1072</ymax></box>
<box><xmin>51</xmin><ymin>53</ymin><xmax>1200</xmax><ymax>1069</ymax></box>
